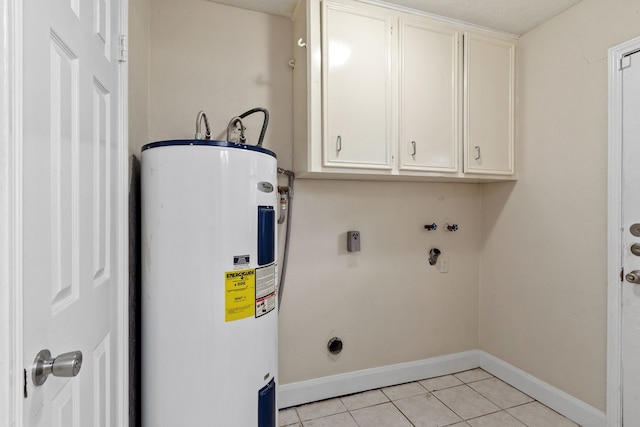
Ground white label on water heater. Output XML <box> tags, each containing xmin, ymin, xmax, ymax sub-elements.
<box><xmin>233</xmin><ymin>254</ymin><xmax>250</xmax><ymax>270</ymax></box>
<box><xmin>256</xmin><ymin>293</ymin><xmax>276</xmax><ymax>318</ymax></box>
<box><xmin>256</xmin><ymin>264</ymin><xmax>275</xmax><ymax>298</ymax></box>
<box><xmin>256</xmin><ymin>263</ymin><xmax>276</xmax><ymax>317</ymax></box>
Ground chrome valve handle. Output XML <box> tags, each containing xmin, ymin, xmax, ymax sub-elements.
<box><xmin>445</xmin><ymin>223</ymin><xmax>459</xmax><ymax>232</ymax></box>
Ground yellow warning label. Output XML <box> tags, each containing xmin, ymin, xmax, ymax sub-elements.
<box><xmin>225</xmin><ymin>268</ymin><xmax>256</xmax><ymax>322</ymax></box>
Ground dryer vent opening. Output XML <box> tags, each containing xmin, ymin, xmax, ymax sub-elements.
<box><xmin>327</xmin><ymin>337</ymin><xmax>343</xmax><ymax>355</ymax></box>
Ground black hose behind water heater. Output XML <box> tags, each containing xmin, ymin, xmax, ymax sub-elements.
<box><xmin>277</xmin><ymin>168</ymin><xmax>294</xmax><ymax>310</ymax></box>
<box><xmin>239</xmin><ymin>107</ymin><xmax>269</xmax><ymax>147</ymax></box>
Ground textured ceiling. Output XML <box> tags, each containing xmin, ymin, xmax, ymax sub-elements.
<box><xmin>207</xmin><ymin>0</ymin><xmax>582</xmax><ymax>35</ymax></box>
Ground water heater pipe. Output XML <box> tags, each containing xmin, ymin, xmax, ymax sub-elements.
<box><xmin>239</xmin><ymin>107</ymin><xmax>269</xmax><ymax>147</ymax></box>
<box><xmin>277</xmin><ymin>167</ymin><xmax>294</xmax><ymax>310</ymax></box>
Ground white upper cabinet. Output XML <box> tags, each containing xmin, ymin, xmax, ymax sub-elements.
<box><xmin>464</xmin><ymin>32</ymin><xmax>515</xmax><ymax>176</ymax></box>
<box><xmin>398</xmin><ymin>16</ymin><xmax>461</xmax><ymax>173</ymax></box>
<box><xmin>322</xmin><ymin>0</ymin><xmax>393</xmax><ymax>170</ymax></box>
<box><xmin>292</xmin><ymin>0</ymin><xmax>516</xmax><ymax>181</ymax></box>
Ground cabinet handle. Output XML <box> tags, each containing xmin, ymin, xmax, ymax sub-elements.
<box><xmin>336</xmin><ymin>135</ymin><xmax>342</xmax><ymax>153</ymax></box>
<box><xmin>411</xmin><ymin>141</ymin><xmax>416</xmax><ymax>158</ymax></box>
<box><xmin>474</xmin><ymin>146</ymin><xmax>481</xmax><ymax>161</ymax></box>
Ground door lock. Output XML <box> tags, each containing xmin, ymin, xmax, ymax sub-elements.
<box><xmin>32</xmin><ymin>349</ymin><xmax>83</xmax><ymax>386</ymax></box>
<box><xmin>626</xmin><ymin>270</ymin><xmax>640</xmax><ymax>284</ymax></box>
<box><xmin>631</xmin><ymin>243</ymin><xmax>640</xmax><ymax>256</ymax></box>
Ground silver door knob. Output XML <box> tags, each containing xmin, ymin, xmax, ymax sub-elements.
<box><xmin>32</xmin><ymin>349</ymin><xmax>83</xmax><ymax>386</ymax></box>
<box><xmin>626</xmin><ymin>271</ymin><xmax>640</xmax><ymax>284</ymax></box>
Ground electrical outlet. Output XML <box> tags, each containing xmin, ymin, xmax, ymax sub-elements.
<box><xmin>347</xmin><ymin>231</ymin><xmax>360</xmax><ymax>252</ymax></box>
<box><xmin>439</xmin><ymin>256</ymin><xmax>449</xmax><ymax>273</ymax></box>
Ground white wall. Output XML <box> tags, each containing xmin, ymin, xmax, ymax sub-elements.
<box><xmin>480</xmin><ymin>0</ymin><xmax>640</xmax><ymax>411</ymax></box>
<box><xmin>138</xmin><ymin>0</ymin><xmax>482</xmax><ymax>387</ymax></box>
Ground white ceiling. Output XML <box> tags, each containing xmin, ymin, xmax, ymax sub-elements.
<box><xmin>207</xmin><ymin>0</ymin><xmax>582</xmax><ymax>35</ymax></box>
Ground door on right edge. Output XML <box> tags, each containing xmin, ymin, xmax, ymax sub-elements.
<box><xmin>621</xmin><ymin>50</ymin><xmax>640</xmax><ymax>426</ymax></box>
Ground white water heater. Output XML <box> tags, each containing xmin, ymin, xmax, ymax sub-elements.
<box><xmin>141</xmin><ymin>140</ymin><xmax>278</xmax><ymax>427</ymax></box>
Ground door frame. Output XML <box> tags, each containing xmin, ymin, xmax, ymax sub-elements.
<box><xmin>1</xmin><ymin>0</ymin><xmax>22</xmax><ymax>424</ymax></box>
<box><xmin>0</xmin><ymin>0</ymin><xmax>129</xmax><ymax>425</ymax></box>
<box><xmin>607</xmin><ymin>35</ymin><xmax>640</xmax><ymax>427</ymax></box>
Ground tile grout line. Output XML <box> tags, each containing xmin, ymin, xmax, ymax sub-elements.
<box><xmin>424</xmin><ymin>388</ymin><xmax>469</xmax><ymax>424</ymax></box>
<box><xmin>345</xmin><ymin>409</ymin><xmax>360</xmax><ymax>427</ymax></box>
<box><xmin>427</xmin><ymin>383</ymin><xmax>498</xmax><ymax>423</ymax></box>
<box><xmin>388</xmin><ymin>400</ymin><xmax>418</xmax><ymax>427</ymax></box>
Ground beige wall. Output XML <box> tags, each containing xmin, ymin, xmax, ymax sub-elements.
<box><xmin>129</xmin><ymin>0</ymin><xmax>150</xmax><ymax>156</ymax></box>
<box><xmin>480</xmin><ymin>0</ymin><xmax>640</xmax><ymax>411</ymax></box>
<box><xmin>144</xmin><ymin>0</ymin><xmax>293</xmax><ymax>170</ymax></box>
<box><xmin>279</xmin><ymin>179</ymin><xmax>481</xmax><ymax>383</ymax></box>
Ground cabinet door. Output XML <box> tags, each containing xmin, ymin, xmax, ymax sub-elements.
<box><xmin>322</xmin><ymin>0</ymin><xmax>393</xmax><ymax>170</ymax></box>
<box><xmin>399</xmin><ymin>17</ymin><xmax>460</xmax><ymax>173</ymax></box>
<box><xmin>464</xmin><ymin>33</ymin><xmax>515</xmax><ymax>175</ymax></box>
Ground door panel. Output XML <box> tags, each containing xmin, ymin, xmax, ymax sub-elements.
<box><xmin>22</xmin><ymin>0</ymin><xmax>123</xmax><ymax>425</ymax></box>
<box><xmin>621</xmin><ymin>50</ymin><xmax>640</xmax><ymax>426</ymax></box>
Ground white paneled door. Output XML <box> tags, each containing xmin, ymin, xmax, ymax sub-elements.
<box><xmin>21</xmin><ymin>0</ymin><xmax>125</xmax><ymax>425</ymax></box>
<box><xmin>622</xmin><ymin>49</ymin><xmax>640</xmax><ymax>426</ymax></box>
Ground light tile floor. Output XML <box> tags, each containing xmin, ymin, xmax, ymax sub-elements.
<box><xmin>279</xmin><ymin>369</ymin><xmax>580</xmax><ymax>427</ymax></box>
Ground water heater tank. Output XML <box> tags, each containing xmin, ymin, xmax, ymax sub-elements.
<box><xmin>141</xmin><ymin>140</ymin><xmax>278</xmax><ymax>427</ymax></box>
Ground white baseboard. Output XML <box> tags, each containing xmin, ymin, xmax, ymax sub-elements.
<box><xmin>278</xmin><ymin>350</ymin><xmax>479</xmax><ymax>408</ymax></box>
<box><xmin>477</xmin><ymin>351</ymin><xmax>606</xmax><ymax>427</ymax></box>
<box><xmin>277</xmin><ymin>350</ymin><xmax>606</xmax><ymax>427</ymax></box>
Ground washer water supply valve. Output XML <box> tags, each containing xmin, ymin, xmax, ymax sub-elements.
<box><xmin>424</xmin><ymin>223</ymin><xmax>437</xmax><ymax>231</ymax></box>
<box><xmin>445</xmin><ymin>223</ymin><xmax>459</xmax><ymax>232</ymax></box>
